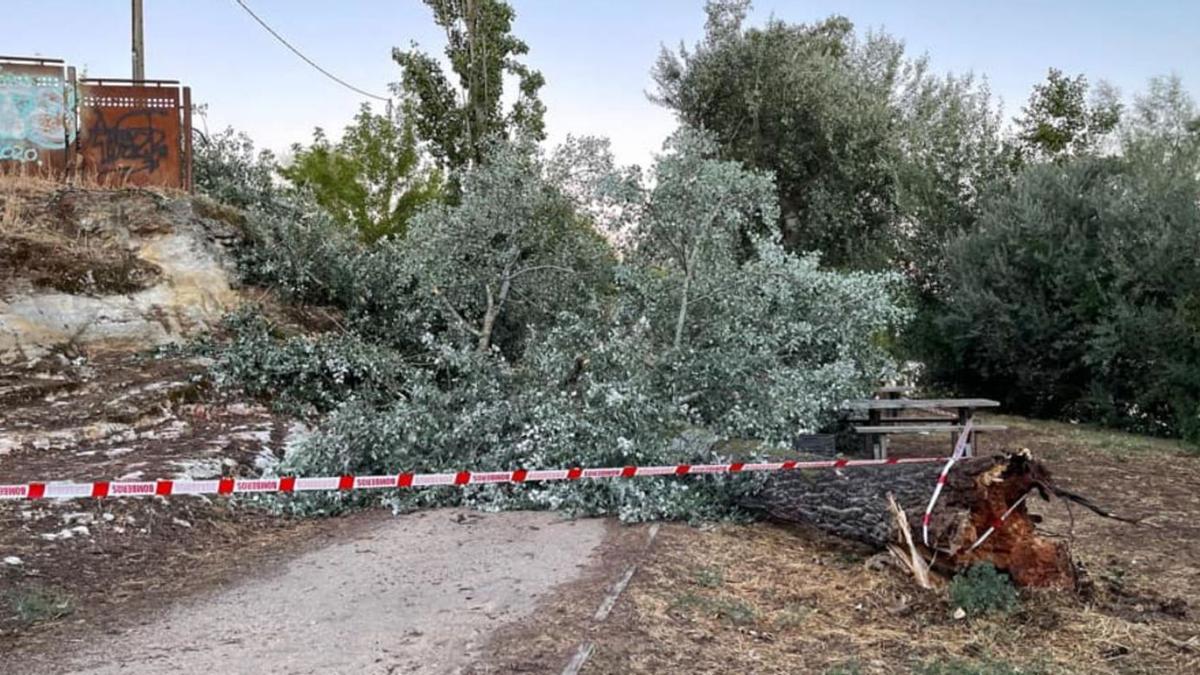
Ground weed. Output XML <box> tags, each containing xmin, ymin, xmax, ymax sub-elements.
<box><xmin>950</xmin><ymin>563</ymin><xmax>1019</xmax><ymax>617</ymax></box>
<box><xmin>670</xmin><ymin>592</ymin><xmax>758</xmax><ymax>626</ymax></box>
<box><xmin>6</xmin><ymin>585</ymin><xmax>73</xmax><ymax>625</ymax></box>
<box><xmin>773</xmin><ymin>602</ymin><xmax>812</xmax><ymax>629</ymax></box>
<box><xmin>694</xmin><ymin>566</ymin><xmax>724</xmax><ymax>588</ymax></box>
<box><xmin>915</xmin><ymin>656</ymin><xmax>1045</xmax><ymax>675</ymax></box>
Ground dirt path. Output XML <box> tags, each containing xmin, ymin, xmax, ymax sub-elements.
<box><xmin>46</xmin><ymin>509</ymin><xmax>607</xmax><ymax>675</ymax></box>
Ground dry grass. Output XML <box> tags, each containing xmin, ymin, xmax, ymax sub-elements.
<box><xmin>0</xmin><ymin>176</ymin><xmax>168</xmax><ymax>296</ymax></box>
<box><xmin>570</xmin><ymin>418</ymin><xmax>1200</xmax><ymax>674</ymax></box>
<box><xmin>581</xmin><ymin>521</ymin><xmax>1196</xmax><ymax>674</ymax></box>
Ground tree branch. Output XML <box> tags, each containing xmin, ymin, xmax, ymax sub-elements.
<box><xmin>431</xmin><ymin>286</ymin><xmax>482</xmax><ymax>337</ymax></box>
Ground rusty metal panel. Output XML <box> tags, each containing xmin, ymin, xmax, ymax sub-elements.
<box><xmin>0</xmin><ymin>57</ymin><xmax>69</xmax><ymax>174</ymax></box>
<box><xmin>182</xmin><ymin>86</ymin><xmax>194</xmax><ymax>192</ymax></box>
<box><xmin>78</xmin><ymin>80</ymin><xmax>183</xmax><ymax>188</ymax></box>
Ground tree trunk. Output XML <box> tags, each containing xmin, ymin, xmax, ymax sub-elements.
<box><xmin>747</xmin><ymin>451</ymin><xmax>1077</xmax><ymax>588</ymax></box>
<box><xmin>477</xmin><ymin>272</ymin><xmax>512</xmax><ymax>353</ymax></box>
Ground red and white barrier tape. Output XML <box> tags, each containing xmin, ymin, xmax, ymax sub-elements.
<box><xmin>965</xmin><ymin>491</ymin><xmax>1031</xmax><ymax>553</ymax></box>
<box><xmin>0</xmin><ymin>456</ymin><xmax>946</xmax><ymax>502</ymax></box>
<box><xmin>921</xmin><ymin>419</ymin><xmax>974</xmax><ymax>547</ymax></box>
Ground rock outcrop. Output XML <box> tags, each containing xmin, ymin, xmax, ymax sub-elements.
<box><xmin>1</xmin><ymin>181</ymin><xmax>242</xmax><ymax>361</ymax></box>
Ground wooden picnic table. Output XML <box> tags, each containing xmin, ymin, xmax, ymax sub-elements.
<box><xmin>844</xmin><ymin>398</ymin><xmax>1002</xmax><ymax>459</ymax></box>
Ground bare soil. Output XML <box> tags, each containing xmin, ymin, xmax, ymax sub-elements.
<box><xmin>0</xmin><ymin>349</ymin><xmax>309</xmax><ymax>649</ymax></box>
<box><xmin>31</xmin><ymin>509</ymin><xmax>608</xmax><ymax>675</ymax></box>
<box><xmin>476</xmin><ymin>418</ymin><xmax>1200</xmax><ymax>674</ymax></box>
<box><xmin>0</xmin><ymin>181</ymin><xmax>172</xmax><ymax>297</ymax></box>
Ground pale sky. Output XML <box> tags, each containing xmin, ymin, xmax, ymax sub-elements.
<box><xmin>7</xmin><ymin>1</ymin><xmax>1198</xmax><ymax>168</ymax></box>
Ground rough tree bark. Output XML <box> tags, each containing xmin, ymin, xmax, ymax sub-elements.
<box><xmin>748</xmin><ymin>450</ymin><xmax>1080</xmax><ymax>588</ymax></box>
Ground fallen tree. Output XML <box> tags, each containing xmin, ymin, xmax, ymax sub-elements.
<box><xmin>747</xmin><ymin>450</ymin><xmax>1130</xmax><ymax>588</ymax></box>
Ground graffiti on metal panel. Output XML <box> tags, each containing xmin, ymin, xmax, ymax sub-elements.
<box><xmin>87</xmin><ymin>108</ymin><xmax>170</xmax><ymax>175</ymax></box>
<box><xmin>0</xmin><ymin>68</ymin><xmax>66</xmax><ymax>163</ymax></box>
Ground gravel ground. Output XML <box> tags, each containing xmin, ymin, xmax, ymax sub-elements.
<box><xmin>52</xmin><ymin>509</ymin><xmax>607</xmax><ymax>675</ymax></box>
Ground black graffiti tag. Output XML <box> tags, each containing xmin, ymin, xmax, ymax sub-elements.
<box><xmin>88</xmin><ymin>108</ymin><xmax>169</xmax><ymax>175</ymax></box>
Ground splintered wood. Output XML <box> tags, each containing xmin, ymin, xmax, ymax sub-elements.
<box><xmin>753</xmin><ymin>450</ymin><xmax>1080</xmax><ymax>588</ymax></box>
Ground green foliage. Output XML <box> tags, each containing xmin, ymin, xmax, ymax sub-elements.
<box><xmin>653</xmin><ymin>6</ymin><xmax>900</xmax><ymax>268</ymax></box>
<box><xmin>949</xmin><ymin>563</ymin><xmax>1019</xmax><ymax>617</ymax></box>
<box><xmin>931</xmin><ymin>151</ymin><xmax>1200</xmax><ymax>441</ymax></box>
<box><xmin>225</xmin><ymin>131</ymin><xmax>908</xmax><ymax>522</ymax></box>
<box><xmin>1013</xmin><ymin>68</ymin><xmax>1122</xmax><ymax>164</ymax></box>
<box><xmin>653</xmin><ymin>3</ymin><xmax>1008</xmax><ymax>278</ymax></box>
<box><xmin>280</xmin><ymin>104</ymin><xmax>443</xmax><ymax>242</ymax></box>
<box><xmin>197</xmin><ymin>309</ymin><xmax>410</xmax><ymax>415</ymax></box>
<box><xmin>393</xmin><ymin>0</ymin><xmax>545</xmax><ymax>174</ymax></box>
<box><xmin>404</xmin><ymin>137</ymin><xmax>618</xmax><ymax>356</ymax></box>
<box><xmin>193</xmin><ymin>127</ymin><xmax>280</xmax><ymax>212</ymax></box>
<box><xmin>893</xmin><ymin>65</ymin><xmax>1009</xmax><ymax>293</ymax></box>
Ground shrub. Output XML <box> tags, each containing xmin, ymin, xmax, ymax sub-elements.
<box><xmin>949</xmin><ymin>563</ymin><xmax>1018</xmax><ymax>617</ymax></box>
<box><xmin>931</xmin><ymin>155</ymin><xmax>1200</xmax><ymax>442</ymax></box>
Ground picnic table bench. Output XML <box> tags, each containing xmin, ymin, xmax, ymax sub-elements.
<box><xmin>844</xmin><ymin>397</ymin><xmax>1004</xmax><ymax>460</ymax></box>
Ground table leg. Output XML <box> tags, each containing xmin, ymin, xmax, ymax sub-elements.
<box><xmin>865</xmin><ymin>408</ymin><xmax>881</xmax><ymax>457</ymax></box>
<box><xmin>956</xmin><ymin>407</ymin><xmax>976</xmax><ymax>457</ymax></box>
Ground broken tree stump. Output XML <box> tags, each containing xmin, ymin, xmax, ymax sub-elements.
<box><xmin>748</xmin><ymin>450</ymin><xmax>1078</xmax><ymax>588</ymax></box>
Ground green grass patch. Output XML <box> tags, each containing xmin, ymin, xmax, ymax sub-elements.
<box><xmin>915</xmin><ymin>656</ymin><xmax>1048</xmax><ymax>675</ymax></box>
<box><xmin>693</xmin><ymin>566</ymin><xmax>724</xmax><ymax>588</ymax></box>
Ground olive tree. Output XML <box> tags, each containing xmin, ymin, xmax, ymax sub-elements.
<box><xmin>403</xmin><ymin>139</ymin><xmax>620</xmax><ymax>355</ymax></box>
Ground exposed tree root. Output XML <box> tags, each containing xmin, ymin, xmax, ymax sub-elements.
<box><xmin>747</xmin><ymin>449</ymin><xmax>1132</xmax><ymax>589</ymax></box>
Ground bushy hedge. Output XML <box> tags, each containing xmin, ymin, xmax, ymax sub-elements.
<box><xmin>930</xmin><ymin>156</ymin><xmax>1200</xmax><ymax>441</ymax></box>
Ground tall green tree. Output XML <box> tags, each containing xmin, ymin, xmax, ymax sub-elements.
<box><xmin>280</xmin><ymin>104</ymin><xmax>443</xmax><ymax>242</ymax></box>
<box><xmin>652</xmin><ymin>2</ymin><xmax>901</xmax><ymax>268</ymax></box>
<box><xmin>933</xmin><ymin>79</ymin><xmax>1200</xmax><ymax>442</ymax></box>
<box><xmin>893</xmin><ymin>63</ymin><xmax>1008</xmax><ymax>293</ymax></box>
<box><xmin>1013</xmin><ymin>68</ymin><xmax>1122</xmax><ymax>164</ymax></box>
<box><xmin>393</xmin><ymin>0</ymin><xmax>546</xmax><ymax>174</ymax></box>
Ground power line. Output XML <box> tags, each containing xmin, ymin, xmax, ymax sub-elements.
<box><xmin>233</xmin><ymin>0</ymin><xmax>390</xmax><ymax>102</ymax></box>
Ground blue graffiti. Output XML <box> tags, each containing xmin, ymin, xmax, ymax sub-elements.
<box><xmin>0</xmin><ymin>67</ymin><xmax>67</xmax><ymax>160</ymax></box>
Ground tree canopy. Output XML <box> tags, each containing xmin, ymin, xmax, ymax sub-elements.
<box><xmin>280</xmin><ymin>104</ymin><xmax>443</xmax><ymax>242</ymax></box>
<box><xmin>393</xmin><ymin>0</ymin><xmax>546</xmax><ymax>175</ymax></box>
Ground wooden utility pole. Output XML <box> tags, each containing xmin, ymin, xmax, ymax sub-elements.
<box><xmin>132</xmin><ymin>0</ymin><xmax>145</xmax><ymax>81</ymax></box>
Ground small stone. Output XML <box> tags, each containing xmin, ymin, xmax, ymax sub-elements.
<box><xmin>3</xmin><ymin>556</ymin><xmax>22</xmax><ymax>566</ymax></box>
<box><xmin>172</xmin><ymin>518</ymin><xmax>192</xmax><ymax>529</ymax></box>
<box><xmin>62</xmin><ymin>512</ymin><xmax>95</xmax><ymax>526</ymax></box>
<box><xmin>953</xmin><ymin>607</ymin><xmax>967</xmax><ymax>620</ymax></box>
